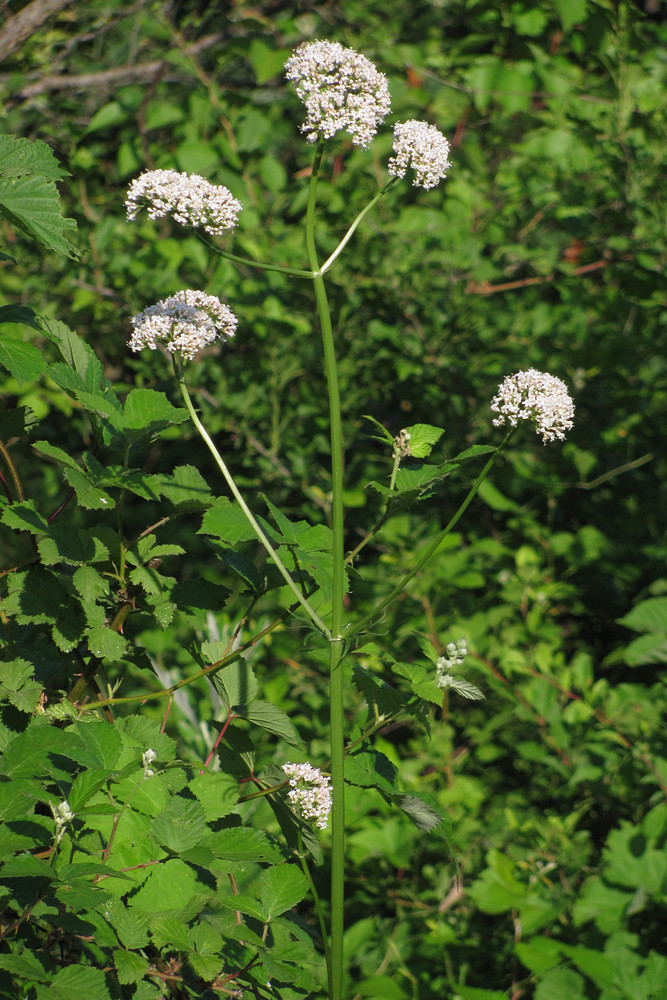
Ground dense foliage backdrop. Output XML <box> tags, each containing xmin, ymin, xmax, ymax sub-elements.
<box><xmin>0</xmin><ymin>1</ymin><xmax>665</xmax><ymax>998</ymax></box>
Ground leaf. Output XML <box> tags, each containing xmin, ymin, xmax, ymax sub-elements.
<box><xmin>156</xmin><ymin>464</ymin><xmax>212</xmax><ymax>508</ymax></box>
<box><xmin>534</xmin><ymin>966</ymin><xmax>587</xmax><ymax>1000</ymax></box>
<box><xmin>345</xmin><ymin>751</ymin><xmax>397</xmax><ymax>793</ymax></box>
<box><xmin>211</xmin><ymin>659</ymin><xmax>258</xmax><ymax>711</ymax></box>
<box><xmin>618</xmin><ymin>597</ymin><xmax>667</xmax><ymax>635</ymax></box>
<box><xmin>122</xmin><ymin>387</ymin><xmax>188</xmax><ymax>432</ymax></box>
<box><xmin>86</xmin><ymin>625</ymin><xmax>128</xmax><ymax>659</ymax></box>
<box><xmin>406</xmin><ymin>423</ymin><xmax>445</xmax><ymax>458</ymax></box>
<box><xmin>204</xmin><ymin>826</ymin><xmax>282</xmax><ymax>863</ymax></box>
<box><xmin>0</xmin><ymin>136</ymin><xmax>69</xmax><ymax>181</ymax></box>
<box><xmin>63</xmin><ymin>468</ymin><xmax>115</xmax><ymax>510</ymax></box>
<box><xmin>0</xmin><ymin>337</ymin><xmax>47</xmax><ymax>384</ymax></box>
<box><xmin>258</xmin><ymin>864</ymin><xmax>309</xmax><ymax>920</ymax></box>
<box><xmin>240</xmin><ymin>700</ymin><xmax>304</xmax><ymax>749</ymax></box>
<box><xmin>199</xmin><ymin>500</ymin><xmax>259</xmax><ymax>544</ymax></box>
<box><xmin>36</xmin><ymin>965</ymin><xmax>111</xmax><ymax>1000</ymax></box>
<box><xmin>363</xmin><ymin>413</ymin><xmax>395</xmax><ymax>446</ymax></box>
<box><xmin>151</xmin><ymin>797</ymin><xmax>207</xmax><ymax>852</ymax></box>
<box><xmin>130</xmin><ymin>859</ymin><xmax>198</xmax><ymax>912</ymax></box>
<box><xmin>0</xmin><ymin>167</ymin><xmax>78</xmax><ymax>256</ymax></box>
<box><xmin>188</xmin><ymin>771</ymin><xmax>239</xmax><ymax>822</ymax></box>
<box><xmin>1</xmin><ymin>499</ymin><xmax>49</xmax><ymax>535</ymax></box>
<box><xmin>391</xmin><ymin>793</ymin><xmax>450</xmax><ymax>835</ymax></box>
<box><xmin>114</xmin><ymin>949</ymin><xmax>150</xmax><ymax>985</ymax></box>
<box><xmin>69</xmin><ymin>719</ymin><xmax>123</xmax><ymax>769</ymax></box>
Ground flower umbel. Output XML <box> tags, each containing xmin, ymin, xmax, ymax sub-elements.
<box><xmin>126</xmin><ymin>169</ymin><xmax>242</xmax><ymax>236</ymax></box>
<box><xmin>388</xmin><ymin>120</ymin><xmax>451</xmax><ymax>189</ymax></box>
<box><xmin>129</xmin><ymin>290</ymin><xmax>237</xmax><ymax>361</ymax></box>
<box><xmin>285</xmin><ymin>40</ymin><xmax>391</xmax><ymax>148</ymax></box>
<box><xmin>491</xmin><ymin>369</ymin><xmax>575</xmax><ymax>444</ymax></box>
<box><xmin>282</xmin><ymin>762</ymin><xmax>332</xmax><ymax>830</ymax></box>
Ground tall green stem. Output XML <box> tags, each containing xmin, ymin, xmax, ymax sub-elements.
<box><xmin>306</xmin><ymin>140</ymin><xmax>346</xmax><ymax>1000</ymax></box>
<box><xmin>175</xmin><ymin>358</ymin><xmax>329</xmax><ymax>637</ymax></box>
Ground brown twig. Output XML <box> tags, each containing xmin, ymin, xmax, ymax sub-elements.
<box><xmin>0</xmin><ymin>0</ymin><xmax>74</xmax><ymax>62</ymax></box>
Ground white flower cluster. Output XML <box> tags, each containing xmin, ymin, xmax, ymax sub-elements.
<box><xmin>51</xmin><ymin>799</ymin><xmax>74</xmax><ymax>844</ymax></box>
<box><xmin>436</xmin><ymin>638</ymin><xmax>468</xmax><ymax>678</ymax></box>
<box><xmin>491</xmin><ymin>369</ymin><xmax>575</xmax><ymax>444</ymax></box>
<box><xmin>282</xmin><ymin>762</ymin><xmax>332</xmax><ymax>830</ymax></box>
<box><xmin>388</xmin><ymin>120</ymin><xmax>451</xmax><ymax>190</ymax></box>
<box><xmin>142</xmin><ymin>748</ymin><xmax>157</xmax><ymax>778</ymax></box>
<box><xmin>285</xmin><ymin>40</ymin><xmax>391</xmax><ymax>147</ymax></box>
<box><xmin>125</xmin><ymin>169</ymin><xmax>242</xmax><ymax>235</ymax></box>
<box><xmin>434</xmin><ymin>637</ymin><xmax>484</xmax><ymax>700</ymax></box>
<box><xmin>129</xmin><ymin>289</ymin><xmax>238</xmax><ymax>361</ymax></box>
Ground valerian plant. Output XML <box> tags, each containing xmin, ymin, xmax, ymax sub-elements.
<box><xmin>0</xmin><ymin>41</ymin><xmax>575</xmax><ymax>1000</ymax></box>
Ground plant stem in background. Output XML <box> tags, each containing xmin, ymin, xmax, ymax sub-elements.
<box><xmin>175</xmin><ymin>357</ymin><xmax>330</xmax><ymax>637</ymax></box>
<box><xmin>346</xmin><ymin>434</ymin><xmax>514</xmax><ymax>640</ymax></box>
<box><xmin>306</xmin><ymin>139</ymin><xmax>346</xmax><ymax>1000</ymax></box>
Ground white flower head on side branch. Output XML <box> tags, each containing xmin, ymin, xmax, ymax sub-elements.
<box><xmin>285</xmin><ymin>40</ymin><xmax>391</xmax><ymax>148</ymax></box>
<box><xmin>282</xmin><ymin>762</ymin><xmax>332</xmax><ymax>830</ymax></box>
<box><xmin>126</xmin><ymin>169</ymin><xmax>242</xmax><ymax>236</ymax></box>
<box><xmin>491</xmin><ymin>369</ymin><xmax>575</xmax><ymax>444</ymax></box>
<box><xmin>388</xmin><ymin>120</ymin><xmax>451</xmax><ymax>189</ymax></box>
<box><xmin>129</xmin><ymin>290</ymin><xmax>237</xmax><ymax>362</ymax></box>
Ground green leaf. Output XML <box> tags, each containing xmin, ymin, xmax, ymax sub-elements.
<box><xmin>406</xmin><ymin>423</ymin><xmax>445</xmax><ymax>458</ymax></box>
<box><xmin>0</xmin><ymin>337</ymin><xmax>47</xmax><ymax>384</ymax></box>
<box><xmin>1</xmin><ymin>499</ymin><xmax>49</xmax><ymax>535</ymax></box>
<box><xmin>0</xmin><ymin>146</ymin><xmax>78</xmax><ymax>256</ymax></box>
<box><xmin>123</xmin><ymin>387</ymin><xmax>188</xmax><ymax>432</ymax></box>
<box><xmin>355</xmin><ymin>975</ymin><xmax>409</xmax><ymax>999</ymax></box>
<box><xmin>204</xmin><ymin>826</ymin><xmax>282</xmax><ymax>863</ymax></box>
<box><xmin>188</xmin><ymin>771</ymin><xmax>238</xmax><ymax>821</ymax></box>
<box><xmin>618</xmin><ymin>597</ymin><xmax>667</xmax><ymax>635</ymax></box>
<box><xmin>477</xmin><ymin>478</ymin><xmax>521</xmax><ymax>512</ymax></box>
<box><xmin>258</xmin><ymin>864</ymin><xmax>309</xmax><ymax>920</ymax></box>
<box><xmin>240</xmin><ymin>700</ymin><xmax>304</xmax><ymax>749</ymax></box>
<box><xmin>63</xmin><ymin>468</ymin><xmax>115</xmax><ymax>510</ymax></box>
<box><xmin>391</xmin><ymin>793</ymin><xmax>449</xmax><ymax>834</ymax></box>
<box><xmin>130</xmin><ymin>858</ymin><xmax>198</xmax><ymax>912</ymax></box>
<box><xmin>199</xmin><ymin>499</ymin><xmax>258</xmax><ymax>544</ymax></box>
<box><xmin>555</xmin><ymin>0</ymin><xmax>588</xmax><ymax>32</ymax></box>
<box><xmin>36</xmin><ymin>964</ymin><xmax>111</xmax><ymax>1000</ymax></box>
<box><xmin>345</xmin><ymin>751</ymin><xmax>397</xmax><ymax>793</ymax></box>
<box><xmin>150</xmin><ymin>797</ymin><xmax>206</xmax><ymax>852</ymax></box>
<box><xmin>156</xmin><ymin>464</ymin><xmax>212</xmax><ymax>508</ymax></box>
<box><xmin>86</xmin><ymin>625</ymin><xmax>127</xmax><ymax>659</ymax></box>
<box><xmin>114</xmin><ymin>949</ymin><xmax>150</xmax><ymax>985</ymax></box>
<box><xmin>69</xmin><ymin>719</ymin><xmax>123</xmax><ymax>769</ymax></box>
<box><xmin>534</xmin><ymin>966</ymin><xmax>587</xmax><ymax>1000</ymax></box>
<box><xmin>0</xmin><ymin>135</ymin><xmax>69</xmax><ymax>180</ymax></box>
<box><xmin>211</xmin><ymin>659</ymin><xmax>258</xmax><ymax>711</ymax></box>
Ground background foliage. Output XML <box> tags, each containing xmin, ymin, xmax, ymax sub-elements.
<box><xmin>1</xmin><ymin>1</ymin><xmax>666</xmax><ymax>998</ymax></box>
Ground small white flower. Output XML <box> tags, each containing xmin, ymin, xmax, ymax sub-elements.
<box><xmin>491</xmin><ymin>369</ymin><xmax>575</xmax><ymax>444</ymax></box>
<box><xmin>436</xmin><ymin>638</ymin><xmax>468</xmax><ymax>676</ymax></box>
<box><xmin>388</xmin><ymin>120</ymin><xmax>451</xmax><ymax>189</ymax></box>
<box><xmin>142</xmin><ymin>748</ymin><xmax>158</xmax><ymax>778</ymax></box>
<box><xmin>51</xmin><ymin>799</ymin><xmax>74</xmax><ymax>843</ymax></box>
<box><xmin>126</xmin><ymin>169</ymin><xmax>242</xmax><ymax>235</ymax></box>
<box><xmin>282</xmin><ymin>762</ymin><xmax>332</xmax><ymax>830</ymax></box>
<box><xmin>285</xmin><ymin>40</ymin><xmax>391</xmax><ymax>147</ymax></box>
<box><xmin>129</xmin><ymin>289</ymin><xmax>237</xmax><ymax>361</ymax></box>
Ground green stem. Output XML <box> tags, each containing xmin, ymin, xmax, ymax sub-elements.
<box><xmin>297</xmin><ymin>828</ymin><xmax>333</xmax><ymax>995</ymax></box>
<box><xmin>306</xmin><ymin>139</ymin><xmax>346</xmax><ymax>1000</ymax></box>
<box><xmin>195</xmin><ymin>231</ymin><xmax>314</xmax><ymax>278</ymax></box>
<box><xmin>346</xmin><ymin>434</ymin><xmax>514</xmax><ymax>640</ymax></box>
<box><xmin>320</xmin><ymin>178</ymin><xmax>398</xmax><ymax>275</ymax></box>
<box><xmin>175</xmin><ymin>357</ymin><xmax>329</xmax><ymax>637</ymax></box>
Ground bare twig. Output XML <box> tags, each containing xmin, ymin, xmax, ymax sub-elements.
<box><xmin>0</xmin><ymin>0</ymin><xmax>74</xmax><ymax>62</ymax></box>
<box><xmin>1</xmin><ymin>31</ymin><xmax>223</xmax><ymax>97</ymax></box>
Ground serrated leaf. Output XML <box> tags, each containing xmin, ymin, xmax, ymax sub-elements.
<box><xmin>211</xmin><ymin>659</ymin><xmax>258</xmax><ymax>711</ymax></box>
<box><xmin>199</xmin><ymin>500</ymin><xmax>258</xmax><ymax>544</ymax></box>
<box><xmin>618</xmin><ymin>597</ymin><xmax>667</xmax><ymax>635</ymax></box>
<box><xmin>86</xmin><ymin>626</ymin><xmax>127</xmax><ymax>659</ymax></box>
<box><xmin>188</xmin><ymin>771</ymin><xmax>238</xmax><ymax>822</ymax></box>
<box><xmin>1</xmin><ymin>499</ymin><xmax>49</xmax><ymax>534</ymax></box>
<box><xmin>0</xmin><ymin>136</ymin><xmax>69</xmax><ymax>181</ymax></box>
<box><xmin>36</xmin><ymin>964</ymin><xmax>111</xmax><ymax>1000</ymax></box>
<box><xmin>130</xmin><ymin>858</ymin><xmax>198</xmax><ymax>912</ymax></box>
<box><xmin>63</xmin><ymin>467</ymin><xmax>115</xmax><ymax>509</ymax></box>
<box><xmin>73</xmin><ymin>565</ymin><xmax>109</xmax><ymax>601</ymax></box>
<box><xmin>151</xmin><ymin>797</ymin><xmax>206</xmax><ymax>852</ymax></box>
<box><xmin>391</xmin><ymin>793</ymin><xmax>450</xmax><ymax>834</ymax></box>
<box><xmin>363</xmin><ymin>413</ymin><xmax>395</xmax><ymax>446</ymax></box>
<box><xmin>123</xmin><ymin>388</ymin><xmax>188</xmax><ymax>431</ymax></box>
<box><xmin>114</xmin><ymin>949</ymin><xmax>150</xmax><ymax>985</ymax></box>
<box><xmin>240</xmin><ymin>700</ymin><xmax>304</xmax><ymax>749</ymax></box>
<box><xmin>156</xmin><ymin>464</ymin><xmax>212</xmax><ymax>508</ymax></box>
<box><xmin>0</xmin><ymin>173</ymin><xmax>78</xmax><ymax>256</ymax></box>
<box><xmin>345</xmin><ymin>751</ymin><xmax>397</xmax><ymax>792</ymax></box>
<box><xmin>69</xmin><ymin>719</ymin><xmax>123</xmax><ymax>769</ymax></box>
<box><xmin>205</xmin><ymin>826</ymin><xmax>282</xmax><ymax>862</ymax></box>
<box><xmin>32</xmin><ymin>439</ymin><xmax>82</xmax><ymax>469</ymax></box>
<box><xmin>406</xmin><ymin>423</ymin><xmax>445</xmax><ymax>458</ymax></box>
<box><xmin>258</xmin><ymin>864</ymin><xmax>309</xmax><ymax>920</ymax></box>
<box><xmin>0</xmin><ymin>337</ymin><xmax>47</xmax><ymax>384</ymax></box>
